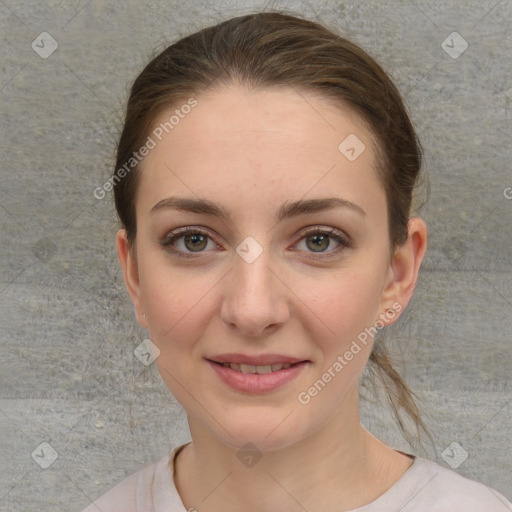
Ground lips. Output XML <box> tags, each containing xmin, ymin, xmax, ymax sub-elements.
<box><xmin>215</xmin><ymin>362</ymin><xmax>294</xmax><ymax>374</ymax></box>
<box><xmin>207</xmin><ymin>358</ymin><xmax>309</xmax><ymax>393</ymax></box>
<box><xmin>207</xmin><ymin>353</ymin><xmax>307</xmax><ymax>366</ymax></box>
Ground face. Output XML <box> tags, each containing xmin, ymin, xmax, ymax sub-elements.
<box><xmin>117</xmin><ymin>84</ymin><xmax>424</xmax><ymax>451</ymax></box>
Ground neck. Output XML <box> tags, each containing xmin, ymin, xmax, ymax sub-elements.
<box><xmin>174</xmin><ymin>391</ymin><xmax>413</xmax><ymax>512</ymax></box>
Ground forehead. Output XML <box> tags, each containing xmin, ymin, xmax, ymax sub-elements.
<box><xmin>149</xmin><ymin>84</ymin><xmax>375</xmax><ymax>156</ymax></box>
<box><xmin>136</xmin><ymin>84</ymin><xmax>384</xmax><ymax>222</ymax></box>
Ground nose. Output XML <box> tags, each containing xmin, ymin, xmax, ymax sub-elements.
<box><xmin>220</xmin><ymin>244</ymin><xmax>290</xmax><ymax>338</ymax></box>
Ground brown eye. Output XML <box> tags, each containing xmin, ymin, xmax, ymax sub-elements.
<box><xmin>161</xmin><ymin>228</ymin><xmax>218</xmax><ymax>258</ymax></box>
<box><xmin>305</xmin><ymin>233</ymin><xmax>331</xmax><ymax>252</ymax></box>
<box><xmin>182</xmin><ymin>233</ymin><xmax>209</xmax><ymax>252</ymax></box>
<box><xmin>295</xmin><ymin>227</ymin><xmax>352</xmax><ymax>258</ymax></box>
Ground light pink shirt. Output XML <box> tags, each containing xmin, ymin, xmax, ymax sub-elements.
<box><xmin>80</xmin><ymin>442</ymin><xmax>512</xmax><ymax>511</ymax></box>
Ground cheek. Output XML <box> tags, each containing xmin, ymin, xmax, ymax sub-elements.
<box><xmin>292</xmin><ymin>270</ymin><xmax>384</xmax><ymax>416</ymax></box>
<box><xmin>139</xmin><ymin>263</ymin><xmax>215</xmax><ymax>402</ymax></box>
<box><xmin>140</xmin><ymin>254</ymin><xmax>386</xmax><ymax>354</ymax></box>
<box><xmin>140</xmin><ymin>264</ymin><xmax>216</xmax><ymax>345</ymax></box>
<box><xmin>300</xmin><ymin>266</ymin><xmax>385</xmax><ymax>352</ymax></box>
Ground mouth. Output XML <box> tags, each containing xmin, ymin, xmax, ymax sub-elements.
<box><xmin>206</xmin><ymin>357</ymin><xmax>310</xmax><ymax>393</ymax></box>
<box><xmin>208</xmin><ymin>360</ymin><xmax>305</xmax><ymax>374</ymax></box>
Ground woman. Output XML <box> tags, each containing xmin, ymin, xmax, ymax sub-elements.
<box><xmin>82</xmin><ymin>11</ymin><xmax>511</xmax><ymax>512</ymax></box>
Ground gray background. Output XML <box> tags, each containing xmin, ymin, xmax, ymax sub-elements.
<box><xmin>0</xmin><ymin>0</ymin><xmax>511</xmax><ymax>510</ymax></box>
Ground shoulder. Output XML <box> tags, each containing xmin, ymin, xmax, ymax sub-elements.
<box><xmin>404</xmin><ymin>457</ymin><xmax>512</xmax><ymax>511</ymax></box>
<box><xmin>79</xmin><ymin>453</ymin><xmax>171</xmax><ymax>512</ymax></box>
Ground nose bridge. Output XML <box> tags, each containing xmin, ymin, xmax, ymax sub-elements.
<box><xmin>235</xmin><ymin>238</ymin><xmax>273</xmax><ymax>297</ymax></box>
<box><xmin>221</xmin><ymin>235</ymin><xmax>289</xmax><ymax>335</ymax></box>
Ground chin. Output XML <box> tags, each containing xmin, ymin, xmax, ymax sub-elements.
<box><xmin>208</xmin><ymin>413</ymin><xmax>307</xmax><ymax>453</ymax></box>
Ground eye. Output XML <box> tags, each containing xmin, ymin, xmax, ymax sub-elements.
<box><xmin>293</xmin><ymin>227</ymin><xmax>352</xmax><ymax>258</ymax></box>
<box><xmin>161</xmin><ymin>227</ymin><xmax>220</xmax><ymax>259</ymax></box>
<box><xmin>160</xmin><ymin>226</ymin><xmax>352</xmax><ymax>259</ymax></box>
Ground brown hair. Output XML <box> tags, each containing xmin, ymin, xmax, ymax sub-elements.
<box><xmin>113</xmin><ymin>11</ymin><xmax>430</xmax><ymax>449</ymax></box>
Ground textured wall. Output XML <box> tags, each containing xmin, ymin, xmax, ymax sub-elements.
<box><xmin>0</xmin><ymin>1</ymin><xmax>511</xmax><ymax>510</ymax></box>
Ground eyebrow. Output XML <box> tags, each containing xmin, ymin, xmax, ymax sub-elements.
<box><xmin>150</xmin><ymin>196</ymin><xmax>366</xmax><ymax>222</ymax></box>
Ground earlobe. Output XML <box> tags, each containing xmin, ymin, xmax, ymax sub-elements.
<box><xmin>116</xmin><ymin>229</ymin><xmax>148</xmax><ymax>328</ymax></box>
<box><xmin>378</xmin><ymin>218</ymin><xmax>428</xmax><ymax>327</ymax></box>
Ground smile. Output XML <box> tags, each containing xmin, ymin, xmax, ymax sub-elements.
<box><xmin>219</xmin><ymin>362</ymin><xmax>293</xmax><ymax>373</ymax></box>
<box><xmin>207</xmin><ymin>359</ymin><xmax>309</xmax><ymax>393</ymax></box>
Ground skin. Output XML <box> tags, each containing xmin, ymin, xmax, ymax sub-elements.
<box><xmin>117</xmin><ymin>83</ymin><xmax>427</xmax><ymax>511</ymax></box>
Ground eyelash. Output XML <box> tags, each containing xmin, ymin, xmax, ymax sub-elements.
<box><xmin>160</xmin><ymin>226</ymin><xmax>352</xmax><ymax>260</ymax></box>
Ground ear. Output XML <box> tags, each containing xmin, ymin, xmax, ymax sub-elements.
<box><xmin>116</xmin><ymin>229</ymin><xmax>149</xmax><ymax>329</ymax></box>
<box><xmin>377</xmin><ymin>217</ymin><xmax>427</xmax><ymax>327</ymax></box>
